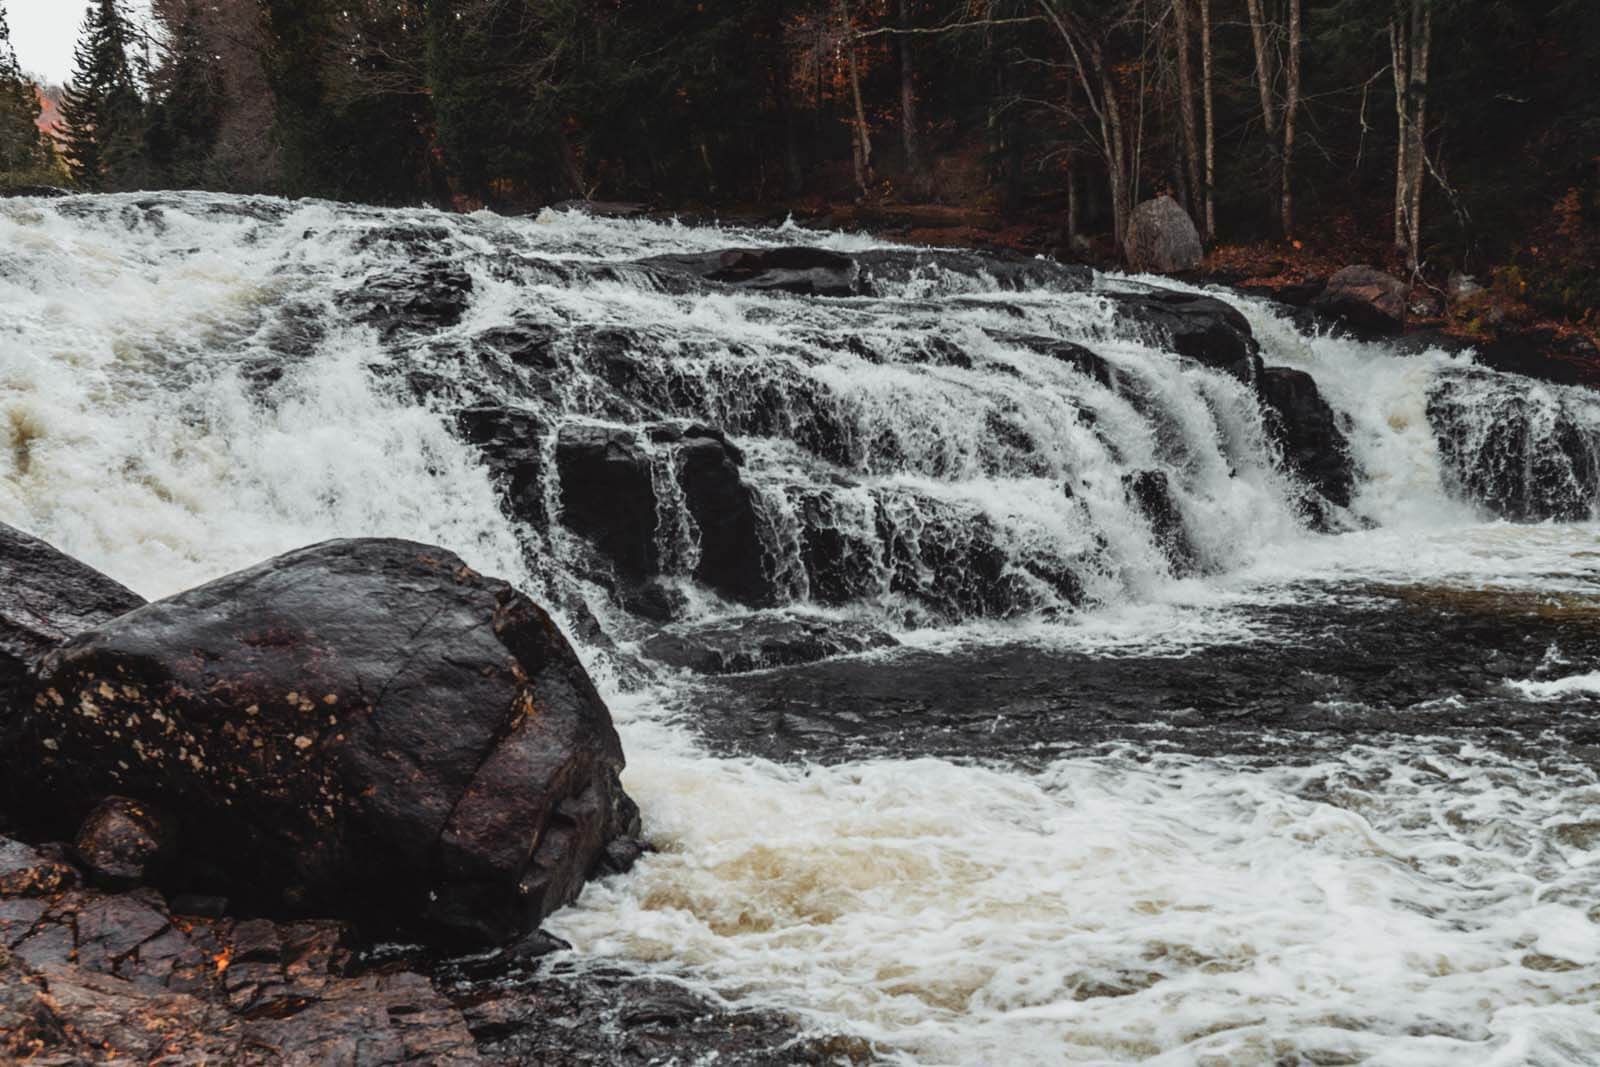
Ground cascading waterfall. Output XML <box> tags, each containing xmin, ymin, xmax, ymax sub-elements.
<box><xmin>4</xmin><ymin>191</ymin><xmax>1600</xmax><ymax>1065</ymax></box>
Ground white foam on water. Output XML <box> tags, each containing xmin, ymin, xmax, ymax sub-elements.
<box><xmin>4</xmin><ymin>193</ymin><xmax>1600</xmax><ymax>1065</ymax></box>
<box><xmin>555</xmin><ymin>728</ymin><xmax>1600</xmax><ymax>1065</ymax></box>
<box><xmin>1508</xmin><ymin>672</ymin><xmax>1600</xmax><ymax>701</ymax></box>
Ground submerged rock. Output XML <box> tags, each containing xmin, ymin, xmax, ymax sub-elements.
<box><xmin>342</xmin><ymin>262</ymin><xmax>474</xmax><ymax>340</ymax></box>
<box><xmin>1123</xmin><ymin>469</ymin><xmax>1197</xmax><ymax>573</ymax></box>
<box><xmin>646</xmin><ymin>247</ymin><xmax>860</xmax><ymax>297</ymax></box>
<box><xmin>642</xmin><ymin>615</ymin><xmax>897</xmax><ymax>675</ymax></box>
<box><xmin>16</xmin><ymin>538</ymin><xmax>639</xmax><ymax>947</ymax></box>
<box><xmin>1313</xmin><ymin>265</ymin><xmax>1407</xmax><ymax>336</ymax></box>
<box><xmin>1123</xmin><ymin>196</ymin><xmax>1203</xmax><ymax>274</ymax></box>
<box><xmin>1428</xmin><ymin>371</ymin><xmax>1599</xmax><ymax>521</ymax></box>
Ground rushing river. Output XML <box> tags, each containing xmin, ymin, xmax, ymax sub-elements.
<box><xmin>2</xmin><ymin>191</ymin><xmax>1598</xmax><ymax>1065</ymax></box>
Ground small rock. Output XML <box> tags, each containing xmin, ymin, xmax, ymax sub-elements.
<box><xmin>74</xmin><ymin>797</ymin><xmax>176</xmax><ymax>889</ymax></box>
<box><xmin>0</xmin><ymin>837</ymin><xmax>77</xmax><ymax>899</ymax></box>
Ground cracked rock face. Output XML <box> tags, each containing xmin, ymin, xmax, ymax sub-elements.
<box><xmin>14</xmin><ymin>538</ymin><xmax>639</xmax><ymax>947</ymax></box>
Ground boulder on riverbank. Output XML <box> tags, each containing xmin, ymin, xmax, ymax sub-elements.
<box><xmin>1313</xmin><ymin>265</ymin><xmax>1408</xmax><ymax>335</ymax></box>
<box><xmin>11</xmin><ymin>538</ymin><xmax>640</xmax><ymax>947</ymax></box>
<box><xmin>1124</xmin><ymin>197</ymin><xmax>1204</xmax><ymax>274</ymax></box>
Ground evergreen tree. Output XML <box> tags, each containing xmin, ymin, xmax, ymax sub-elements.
<box><xmin>146</xmin><ymin>0</ymin><xmax>221</xmax><ymax>186</ymax></box>
<box><xmin>0</xmin><ymin>0</ymin><xmax>50</xmax><ymax>181</ymax></box>
<box><xmin>59</xmin><ymin>0</ymin><xmax>146</xmax><ymax>189</ymax></box>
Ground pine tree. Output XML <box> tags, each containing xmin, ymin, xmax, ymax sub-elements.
<box><xmin>0</xmin><ymin>0</ymin><xmax>49</xmax><ymax>180</ymax></box>
<box><xmin>146</xmin><ymin>0</ymin><xmax>221</xmax><ymax>186</ymax></box>
<box><xmin>59</xmin><ymin>0</ymin><xmax>146</xmax><ymax>189</ymax></box>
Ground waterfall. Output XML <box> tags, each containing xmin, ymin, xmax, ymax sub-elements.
<box><xmin>4</xmin><ymin>191</ymin><xmax>1600</xmax><ymax>1066</ymax></box>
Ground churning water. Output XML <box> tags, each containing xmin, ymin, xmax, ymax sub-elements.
<box><xmin>3</xmin><ymin>191</ymin><xmax>1598</xmax><ymax>1065</ymax></box>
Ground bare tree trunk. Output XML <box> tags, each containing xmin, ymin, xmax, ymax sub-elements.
<box><xmin>1245</xmin><ymin>0</ymin><xmax>1277</xmax><ymax>134</ymax></box>
<box><xmin>1405</xmin><ymin>0</ymin><xmax>1431</xmax><ymax>264</ymax></box>
<box><xmin>1390</xmin><ymin>12</ymin><xmax>1410</xmax><ymax>255</ymax></box>
<box><xmin>1102</xmin><ymin>64</ymin><xmax>1131</xmax><ymax>246</ymax></box>
<box><xmin>898</xmin><ymin>0</ymin><xmax>925</xmax><ymax>194</ymax></box>
<box><xmin>1200</xmin><ymin>0</ymin><xmax>1216</xmax><ymax>239</ymax></box>
<box><xmin>839</xmin><ymin>0</ymin><xmax>873</xmax><ymax>196</ymax></box>
<box><xmin>1391</xmin><ymin>0</ymin><xmax>1432</xmax><ymax>269</ymax></box>
<box><xmin>1280</xmin><ymin>0</ymin><xmax>1300</xmax><ymax>235</ymax></box>
<box><xmin>1066</xmin><ymin>151</ymin><xmax>1079</xmax><ymax>243</ymax></box>
<box><xmin>1172</xmin><ymin>0</ymin><xmax>1201</xmax><ymax>223</ymax></box>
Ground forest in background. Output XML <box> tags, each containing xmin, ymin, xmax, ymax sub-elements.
<box><xmin>1</xmin><ymin>0</ymin><xmax>1597</xmax><ymax>330</ymax></box>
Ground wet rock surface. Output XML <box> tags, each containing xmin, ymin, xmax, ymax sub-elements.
<box><xmin>1104</xmin><ymin>287</ymin><xmax>1262</xmax><ymax>380</ymax></box>
<box><xmin>14</xmin><ymin>538</ymin><xmax>638</xmax><ymax>948</ymax></box>
<box><xmin>1428</xmin><ymin>368</ymin><xmax>1599</xmax><ymax>521</ymax></box>
<box><xmin>642</xmin><ymin>615</ymin><xmax>898</xmax><ymax>675</ymax></box>
<box><xmin>1258</xmin><ymin>366</ymin><xmax>1356</xmax><ymax>511</ymax></box>
<box><xmin>74</xmin><ymin>796</ymin><xmax>177</xmax><ymax>890</ymax></box>
<box><xmin>685</xmin><ymin>583</ymin><xmax>1600</xmax><ymax>767</ymax></box>
<box><xmin>676</xmin><ymin>430</ymin><xmax>774</xmax><ymax>607</ymax></box>
<box><xmin>642</xmin><ymin>245</ymin><xmax>1091</xmax><ymax>300</ymax></box>
<box><xmin>0</xmin><ymin>522</ymin><xmax>144</xmax><ymax>716</ymax></box>
<box><xmin>556</xmin><ymin>424</ymin><xmax>660</xmax><ymax>579</ymax></box>
<box><xmin>0</xmin><ymin>850</ymin><xmax>861</xmax><ymax>1065</ymax></box>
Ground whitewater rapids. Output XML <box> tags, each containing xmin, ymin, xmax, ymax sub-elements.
<box><xmin>2</xmin><ymin>191</ymin><xmax>1598</xmax><ymax>1065</ymax></box>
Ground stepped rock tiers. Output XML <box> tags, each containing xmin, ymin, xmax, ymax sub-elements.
<box><xmin>2</xmin><ymin>534</ymin><xmax>640</xmax><ymax>948</ymax></box>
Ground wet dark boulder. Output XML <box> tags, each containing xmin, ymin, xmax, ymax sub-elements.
<box><xmin>645</xmin><ymin>248</ymin><xmax>859</xmax><ymax>297</ymax></box>
<box><xmin>0</xmin><ymin>185</ymin><xmax>71</xmax><ymax>198</ymax></box>
<box><xmin>855</xmin><ymin>248</ymin><xmax>1093</xmax><ymax>295</ymax></box>
<box><xmin>642</xmin><ymin>615</ymin><xmax>897</xmax><ymax>675</ymax></box>
<box><xmin>1105</xmin><ymin>288</ymin><xmax>1261</xmax><ymax>381</ymax></box>
<box><xmin>1123</xmin><ymin>196</ymin><xmax>1203</xmax><ymax>274</ymax></box>
<box><xmin>74</xmin><ymin>797</ymin><xmax>177</xmax><ymax>890</ymax></box>
<box><xmin>1257</xmin><ymin>367</ymin><xmax>1355</xmax><ymax>510</ymax></box>
<box><xmin>0</xmin><ymin>524</ymin><xmax>144</xmax><ymax>697</ymax></box>
<box><xmin>1124</xmin><ymin>470</ymin><xmax>1197</xmax><ymax>573</ymax></box>
<box><xmin>0</xmin><ymin>524</ymin><xmax>144</xmax><ymax>796</ymax></box>
<box><xmin>1044</xmin><ymin>340</ymin><xmax>1119</xmax><ymax>390</ymax></box>
<box><xmin>458</xmin><ymin>404</ymin><xmax>551</xmax><ymax>528</ymax></box>
<box><xmin>1427</xmin><ymin>372</ymin><xmax>1599</xmax><ymax>521</ymax></box>
<box><xmin>341</xmin><ymin>262</ymin><xmax>474</xmax><ymax>340</ymax></box>
<box><xmin>677</xmin><ymin>432</ymin><xmax>775</xmax><ymax>607</ymax></box>
<box><xmin>1313</xmin><ymin>266</ymin><xmax>1407</xmax><ymax>336</ymax></box>
<box><xmin>555</xmin><ymin>424</ymin><xmax>659</xmax><ymax>580</ymax></box>
<box><xmin>17</xmin><ymin>538</ymin><xmax>639</xmax><ymax>947</ymax></box>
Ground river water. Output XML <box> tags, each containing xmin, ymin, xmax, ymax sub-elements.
<box><xmin>2</xmin><ymin>191</ymin><xmax>1598</xmax><ymax>1065</ymax></box>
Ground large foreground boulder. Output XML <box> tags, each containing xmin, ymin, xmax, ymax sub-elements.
<box><xmin>1</xmin><ymin>523</ymin><xmax>145</xmax><ymax>707</ymax></box>
<box><xmin>1313</xmin><ymin>265</ymin><xmax>1407</xmax><ymax>335</ymax></box>
<box><xmin>1</xmin><ymin>524</ymin><xmax>145</xmax><ymax>795</ymax></box>
<box><xmin>15</xmin><ymin>538</ymin><xmax>638</xmax><ymax>947</ymax></box>
<box><xmin>1124</xmin><ymin>196</ymin><xmax>1204</xmax><ymax>274</ymax></box>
